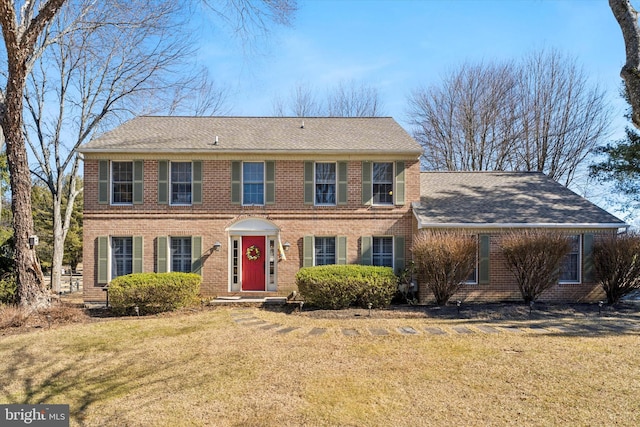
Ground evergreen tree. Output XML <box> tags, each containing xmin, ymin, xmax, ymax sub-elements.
<box><xmin>591</xmin><ymin>127</ymin><xmax>640</xmax><ymax>205</ymax></box>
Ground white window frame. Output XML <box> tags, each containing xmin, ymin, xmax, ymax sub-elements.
<box><xmin>372</xmin><ymin>162</ymin><xmax>394</xmax><ymax>206</ymax></box>
<box><xmin>559</xmin><ymin>234</ymin><xmax>582</xmax><ymax>284</ymax></box>
<box><xmin>170</xmin><ymin>236</ymin><xmax>192</xmax><ymax>273</ymax></box>
<box><xmin>314</xmin><ymin>236</ymin><xmax>337</xmax><ymax>266</ymax></box>
<box><xmin>231</xmin><ymin>237</ymin><xmax>241</xmax><ymax>291</ymax></box>
<box><xmin>111</xmin><ymin>161</ymin><xmax>134</xmax><ymax>205</ymax></box>
<box><xmin>170</xmin><ymin>161</ymin><xmax>193</xmax><ymax>206</ymax></box>
<box><xmin>110</xmin><ymin>236</ymin><xmax>133</xmax><ymax>280</ymax></box>
<box><xmin>372</xmin><ymin>236</ymin><xmax>394</xmax><ymax>268</ymax></box>
<box><xmin>267</xmin><ymin>237</ymin><xmax>277</xmax><ymax>291</ymax></box>
<box><xmin>464</xmin><ymin>235</ymin><xmax>479</xmax><ymax>285</ymax></box>
<box><xmin>242</xmin><ymin>161</ymin><xmax>265</xmax><ymax>206</ymax></box>
<box><xmin>314</xmin><ymin>162</ymin><xmax>337</xmax><ymax>206</ymax></box>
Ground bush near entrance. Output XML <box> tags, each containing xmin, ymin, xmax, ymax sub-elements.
<box><xmin>108</xmin><ymin>272</ymin><xmax>201</xmax><ymax>315</ymax></box>
<box><xmin>296</xmin><ymin>265</ymin><xmax>396</xmax><ymax>309</ymax></box>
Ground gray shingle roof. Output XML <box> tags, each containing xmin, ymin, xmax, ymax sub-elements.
<box><xmin>414</xmin><ymin>172</ymin><xmax>626</xmax><ymax>228</ymax></box>
<box><xmin>79</xmin><ymin>116</ymin><xmax>422</xmax><ymax>155</ymax></box>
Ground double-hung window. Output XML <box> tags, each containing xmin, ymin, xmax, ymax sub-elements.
<box><xmin>156</xmin><ymin>236</ymin><xmax>201</xmax><ymax>275</ymax></box>
<box><xmin>372</xmin><ymin>236</ymin><xmax>393</xmax><ymax>267</ymax></box>
<box><xmin>315</xmin><ymin>237</ymin><xmax>336</xmax><ymax>265</ymax></box>
<box><xmin>372</xmin><ymin>162</ymin><xmax>393</xmax><ymax>205</ymax></box>
<box><xmin>111</xmin><ymin>237</ymin><xmax>133</xmax><ymax>279</ymax></box>
<box><xmin>315</xmin><ymin>163</ymin><xmax>336</xmax><ymax>205</ymax></box>
<box><xmin>464</xmin><ymin>235</ymin><xmax>479</xmax><ymax>284</ymax></box>
<box><xmin>243</xmin><ymin>162</ymin><xmax>264</xmax><ymax>205</ymax></box>
<box><xmin>96</xmin><ymin>235</ymin><xmax>142</xmax><ymax>285</ymax></box>
<box><xmin>112</xmin><ymin>162</ymin><xmax>133</xmax><ymax>204</ymax></box>
<box><xmin>560</xmin><ymin>235</ymin><xmax>581</xmax><ymax>283</ymax></box>
<box><xmin>171</xmin><ymin>237</ymin><xmax>192</xmax><ymax>273</ymax></box>
<box><xmin>171</xmin><ymin>162</ymin><xmax>192</xmax><ymax>205</ymax></box>
<box><xmin>303</xmin><ymin>235</ymin><xmax>346</xmax><ymax>267</ymax></box>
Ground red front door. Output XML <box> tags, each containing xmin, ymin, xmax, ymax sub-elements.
<box><xmin>242</xmin><ymin>236</ymin><xmax>266</xmax><ymax>291</ymax></box>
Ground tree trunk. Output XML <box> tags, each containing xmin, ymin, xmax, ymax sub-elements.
<box><xmin>2</xmin><ymin>71</ymin><xmax>48</xmax><ymax>309</ymax></box>
<box><xmin>0</xmin><ymin>0</ymin><xmax>68</xmax><ymax>309</ymax></box>
<box><xmin>610</xmin><ymin>0</ymin><xmax>640</xmax><ymax>129</ymax></box>
<box><xmin>50</xmin><ymin>196</ymin><xmax>66</xmax><ymax>294</ymax></box>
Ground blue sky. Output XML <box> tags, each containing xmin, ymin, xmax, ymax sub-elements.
<box><xmin>199</xmin><ymin>0</ymin><xmax>628</xmax><ymax>133</ymax></box>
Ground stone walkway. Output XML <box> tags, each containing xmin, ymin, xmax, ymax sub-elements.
<box><xmin>229</xmin><ymin>310</ymin><xmax>640</xmax><ymax>337</ymax></box>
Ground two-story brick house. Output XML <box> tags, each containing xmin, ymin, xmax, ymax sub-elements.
<box><xmin>81</xmin><ymin>115</ymin><xmax>628</xmax><ymax>305</ymax></box>
<box><xmin>80</xmin><ymin>116</ymin><xmax>422</xmax><ymax>303</ymax></box>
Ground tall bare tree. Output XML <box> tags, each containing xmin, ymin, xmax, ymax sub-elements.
<box><xmin>408</xmin><ymin>61</ymin><xmax>519</xmax><ymax>171</ymax></box>
<box><xmin>2</xmin><ymin>0</ymin><xmax>296</xmax><ymax>308</ymax></box>
<box><xmin>515</xmin><ymin>50</ymin><xmax>610</xmax><ymax>186</ymax></box>
<box><xmin>326</xmin><ymin>80</ymin><xmax>383</xmax><ymax>117</ymax></box>
<box><xmin>272</xmin><ymin>82</ymin><xmax>322</xmax><ymax>117</ymax></box>
<box><xmin>273</xmin><ymin>80</ymin><xmax>384</xmax><ymax>117</ymax></box>
<box><xmin>0</xmin><ymin>0</ymin><xmax>67</xmax><ymax>309</ymax></box>
<box><xmin>23</xmin><ymin>0</ymin><xmax>232</xmax><ymax>294</ymax></box>
<box><xmin>408</xmin><ymin>50</ymin><xmax>611</xmax><ymax>186</ymax></box>
<box><xmin>610</xmin><ymin>0</ymin><xmax>640</xmax><ymax>129</ymax></box>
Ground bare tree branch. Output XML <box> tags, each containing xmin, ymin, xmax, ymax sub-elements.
<box><xmin>408</xmin><ymin>50</ymin><xmax>611</xmax><ymax>187</ymax></box>
<box><xmin>21</xmin><ymin>0</ymin><xmax>291</xmax><ymax>293</ymax></box>
<box><xmin>408</xmin><ymin>61</ymin><xmax>519</xmax><ymax>172</ymax></box>
<box><xmin>272</xmin><ymin>80</ymin><xmax>384</xmax><ymax>117</ymax></box>
<box><xmin>204</xmin><ymin>0</ymin><xmax>297</xmax><ymax>49</ymax></box>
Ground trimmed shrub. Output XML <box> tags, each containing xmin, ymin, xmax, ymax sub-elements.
<box><xmin>0</xmin><ymin>274</ymin><xmax>16</xmax><ymax>305</ymax></box>
<box><xmin>108</xmin><ymin>272</ymin><xmax>201</xmax><ymax>315</ymax></box>
<box><xmin>593</xmin><ymin>233</ymin><xmax>640</xmax><ymax>304</ymax></box>
<box><xmin>412</xmin><ymin>231</ymin><xmax>477</xmax><ymax>305</ymax></box>
<box><xmin>296</xmin><ymin>265</ymin><xmax>396</xmax><ymax>309</ymax></box>
<box><xmin>501</xmin><ymin>230</ymin><xmax>571</xmax><ymax>303</ymax></box>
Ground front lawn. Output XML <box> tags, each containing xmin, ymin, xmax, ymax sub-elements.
<box><xmin>0</xmin><ymin>306</ymin><xmax>638</xmax><ymax>426</ymax></box>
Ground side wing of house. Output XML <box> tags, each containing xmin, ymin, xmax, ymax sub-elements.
<box><xmin>413</xmin><ymin>172</ymin><xmax>628</xmax><ymax>303</ymax></box>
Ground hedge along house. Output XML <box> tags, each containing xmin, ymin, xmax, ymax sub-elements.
<box><xmin>412</xmin><ymin>172</ymin><xmax>628</xmax><ymax>303</ymax></box>
<box><xmin>80</xmin><ymin>116</ymin><xmax>422</xmax><ymax>303</ymax></box>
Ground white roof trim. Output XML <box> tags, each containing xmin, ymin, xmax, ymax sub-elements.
<box><xmin>412</xmin><ymin>204</ymin><xmax>628</xmax><ymax>230</ymax></box>
<box><xmin>418</xmin><ymin>222</ymin><xmax>627</xmax><ymax>229</ymax></box>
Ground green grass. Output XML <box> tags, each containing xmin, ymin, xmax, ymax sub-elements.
<box><xmin>1</xmin><ymin>307</ymin><xmax>639</xmax><ymax>426</ymax></box>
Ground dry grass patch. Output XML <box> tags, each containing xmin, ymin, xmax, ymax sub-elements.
<box><xmin>0</xmin><ymin>307</ymin><xmax>638</xmax><ymax>426</ymax></box>
<box><xmin>0</xmin><ymin>302</ymin><xmax>88</xmax><ymax>332</ymax></box>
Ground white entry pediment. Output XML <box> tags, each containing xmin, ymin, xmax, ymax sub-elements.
<box><xmin>225</xmin><ymin>217</ymin><xmax>280</xmax><ymax>235</ymax></box>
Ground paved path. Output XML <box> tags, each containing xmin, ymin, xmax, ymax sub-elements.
<box><xmin>230</xmin><ymin>310</ymin><xmax>640</xmax><ymax>337</ymax></box>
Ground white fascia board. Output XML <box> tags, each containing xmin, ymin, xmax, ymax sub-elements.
<box><xmin>413</xmin><ymin>209</ymin><xmax>628</xmax><ymax>230</ymax></box>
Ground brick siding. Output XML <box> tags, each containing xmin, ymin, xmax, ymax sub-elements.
<box><xmin>83</xmin><ymin>158</ymin><xmax>420</xmax><ymax>302</ymax></box>
<box><xmin>416</xmin><ymin>230</ymin><xmax>613</xmax><ymax>304</ymax></box>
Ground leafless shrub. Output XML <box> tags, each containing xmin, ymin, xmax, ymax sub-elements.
<box><xmin>412</xmin><ymin>231</ymin><xmax>477</xmax><ymax>305</ymax></box>
<box><xmin>0</xmin><ymin>305</ymin><xmax>31</xmax><ymax>329</ymax></box>
<box><xmin>501</xmin><ymin>230</ymin><xmax>571</xmax><ymax>303</ymax></box>
<box><xmin>593</xmin><ymin>232</ymin><xmax>640</xmax><ymax>304</ymax></box>
<box><xmin>41</xmin><ymin>303</ymin><xmax>88</xmax><ymax>324</ymax></box>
